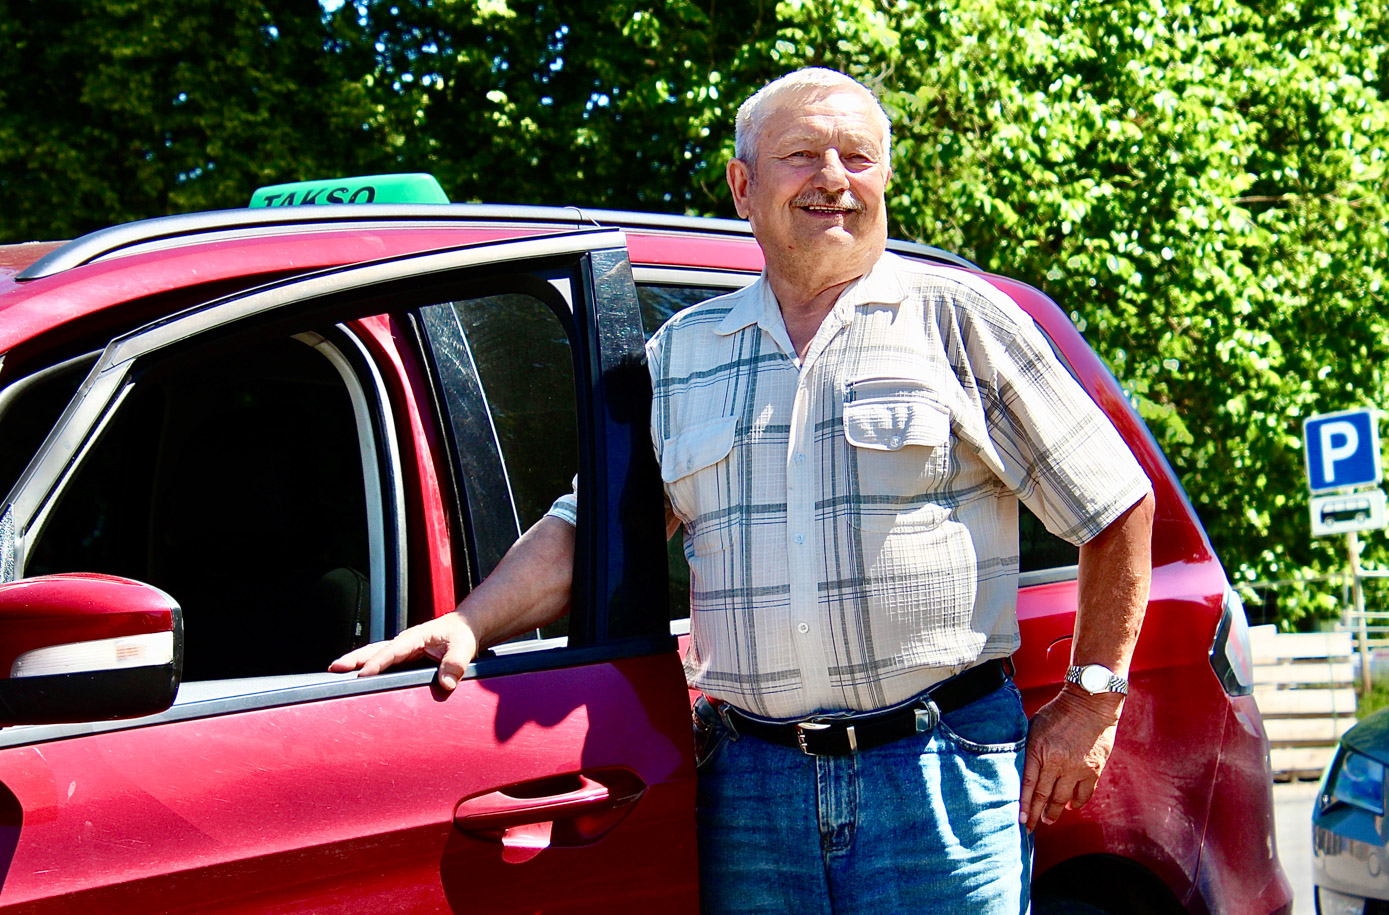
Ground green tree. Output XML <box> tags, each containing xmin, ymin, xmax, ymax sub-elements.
<box><xmin>332</xmin><ymin>0</ymin><xmax>789</xmax><ymax>213</ymax></box>
<box><xmin>0</xmin><ymin>0</ymin><xmax>384</xmax><ymax>242</ymax></box>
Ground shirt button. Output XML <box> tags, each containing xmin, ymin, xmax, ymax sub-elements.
<box><xmin>793</xmin><ymin>533</ymin><xmax>805</xmax><ymax>545</ymax></box>
<box><xmin>889</xmin><ymin>435</ymin><xmax>902</xmax><ymax>448</ymax></box>
<box><xmin>797</xmin><ymin>623</ymin><xmax>809</xmax><ymax>634</ymax></box>
<box><xmin>794</xmin><ymin>452</ymin><xmax>807</xmax><ymax>464</ymax></box>
<box><xmin>686</xmin><ymin>459</ymin><xmax>693</xmax><ymax>470</ymax></box>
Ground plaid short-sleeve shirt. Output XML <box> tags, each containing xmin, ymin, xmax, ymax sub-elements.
<box><xmin>643</xmin><ymin>253</ymin><xmax>1151</xmax><ymax>721</ymax></box>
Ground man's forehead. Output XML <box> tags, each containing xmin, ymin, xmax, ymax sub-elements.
<box><xmin>762</xmin><ymin>118</ymin><xmax>885</xmax><ymax>151</ymax></box>
<box><xmin>759</xmin><ymin>89</ymin><xmax>886</xmax><ymax>148</ymax></box>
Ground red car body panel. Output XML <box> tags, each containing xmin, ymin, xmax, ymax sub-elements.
<box><xmin>0</xmin><ymin>655</ymin><xmax>696</xmax><ymax>913</ymax></box>
<box><xmin>1194</xmin><ymin>694</ymin><xmax>1291</xmax><ymax>915</ymax></box>
<box><xmin>0</xmin><ymin>209</ymin><xmax>1290</xmax><ymax>913</ymax></box>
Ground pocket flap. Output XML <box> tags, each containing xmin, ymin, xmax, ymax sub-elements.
<box><xmin>661</xmin><ymin>415</ymin><xmax>737</xmax><ymax>483</ymax></box>
<box><xmin>843</xmin><ymin>396</ymin><xmax>949</xmax><ymax>452</ymax></box>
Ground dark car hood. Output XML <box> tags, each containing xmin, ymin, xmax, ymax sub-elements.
<box><xmin>1342</xmin><ymin>707</ymin><xmax>1389</xmax><ymax>765</ymax></box>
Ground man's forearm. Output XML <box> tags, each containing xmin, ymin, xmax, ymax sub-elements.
<box><xmin>1070</xmin><ymin>491</ymin><xmax>1155</xmax><ymax>687</ymax></box>
<box><xmin>1019</xmin><ymin>490</ymin><xmax>1154</xmax><ymax>828</ymax></box>
<box><xmin>459</xmin><ymin>514</ymin><xmax>576</xmax><ymax>648</ymax></box>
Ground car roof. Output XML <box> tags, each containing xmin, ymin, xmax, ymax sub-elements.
<box><xmin>0</xmin><ymin>242</ymin><xmax>64</xmax><ymax>283</ymax></box>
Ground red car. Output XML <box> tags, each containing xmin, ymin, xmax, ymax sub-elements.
<box><xmin>0</xmin><ymin>176</ymin><xmax>1291</xmax><ymax>913</ymax></box>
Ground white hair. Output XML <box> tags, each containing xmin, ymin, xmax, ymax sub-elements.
<box><xmin>733</xmin><ymin>68</ymin><xmax>893</xmax><ymax>166</ymax></box>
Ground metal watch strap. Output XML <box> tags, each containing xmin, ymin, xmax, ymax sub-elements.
<box><xmin>1065</xmin><ymin>664</ymin><xmax>1129</xmax><ymax>696</ymax></box>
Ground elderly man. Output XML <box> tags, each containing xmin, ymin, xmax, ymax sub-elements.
<box><xmin>334</xmin><ymin>68</ymin><xmax>1154</xmax><ymax>914</ymax></box>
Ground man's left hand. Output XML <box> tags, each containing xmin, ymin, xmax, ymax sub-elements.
<box><xmin>1019</xmin><ymin>688</ymin><xmax>1123</xmax><ymax>830</ymax></box>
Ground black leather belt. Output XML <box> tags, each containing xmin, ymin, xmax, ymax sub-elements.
<box><xmin>717</xmin><ymin>659</ymin><xmax>1009</xmax><ymax>757</ymax></box>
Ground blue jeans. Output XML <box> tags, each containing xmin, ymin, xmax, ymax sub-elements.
<box><xmin>694</xmin><ymin>681</ymin><xmax>1033</xmax><ymax>915</ymax></box>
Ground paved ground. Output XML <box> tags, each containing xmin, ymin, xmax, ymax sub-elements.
<box><xmin>1274</xmin><ymin>779</ymin><xmax>1320</xmax><ymax>915</ymax></box>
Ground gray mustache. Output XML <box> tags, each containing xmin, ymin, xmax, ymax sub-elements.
<box><xmin>790</xmin><ymin>191</ymin><xmax>866</xmax><ymax>212</ymax></box>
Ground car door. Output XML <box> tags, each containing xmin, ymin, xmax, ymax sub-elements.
<box><xmin>0</xmin><ymin>230</ymin><xmax>695</xmax><ymax>913</ymax></box>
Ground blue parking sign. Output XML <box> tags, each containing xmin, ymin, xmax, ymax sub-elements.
<box><xmin>1305</xmin><ymin>408</ymin><xmax>1382</xmax><ymax>492</ymax></box>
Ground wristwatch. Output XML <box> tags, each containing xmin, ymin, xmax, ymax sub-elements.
<box><xmin>1065</xmin><ymin>664</ymin><xmax>1129</xmax><ymax>696</ymax></box>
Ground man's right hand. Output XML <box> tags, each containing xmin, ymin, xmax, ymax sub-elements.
<box><xmin>328</xmin><ymin>514</ymin><xmax>581</xmax><ymax>692</ymax></box>
<box><xmin>330</xmin><ymin>612</ymin><xmax>480</xmax><ymax>691</ymax></box>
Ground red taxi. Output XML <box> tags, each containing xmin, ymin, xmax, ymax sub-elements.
<box><xmin>0</xmin><ymin>175</ymin><xmax>1291</xmax><ymax>913</ymax></box>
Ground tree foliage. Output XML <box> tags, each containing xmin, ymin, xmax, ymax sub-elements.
<box><xmin>0</xmin><ymin>0</ymin><xmax>385</xmax><ymax>240</ymax></box>
<box><xmin>2</xmin><ymin>0</ymin><xmax>1385</xmax><ymax>626</ymax></box>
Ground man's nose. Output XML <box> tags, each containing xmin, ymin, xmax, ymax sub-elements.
<box><xmin>814</xmin><ymin>150</ymin><xmax>850</xmax><ymax>191</ymax></box>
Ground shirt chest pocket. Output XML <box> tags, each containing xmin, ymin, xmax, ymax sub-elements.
<box><xmin>843</xmin><ymin>377</ymin><xmax>953</xmax><ymax>530</ymax></box>
<box><xmin>661</xmin><ymin>415</ymin><xmax>739</xmax><ymax>556</ymax></box>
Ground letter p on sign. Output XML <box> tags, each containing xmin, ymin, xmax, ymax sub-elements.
<box><xmin>1305</xmin><ymin>408</ymin><xmax>1382</xmax><ymax>493</ymax></box>
<box><xmin>1321</xmin><ymin>421</ymin><xmax>1359</xmax><ymax>483</ymax></box>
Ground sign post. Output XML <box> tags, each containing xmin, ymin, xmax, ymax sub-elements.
<box><xmin>1350</xmin><ymin>531</ymin><xmax>1371</xmax><ymax>693</ymax></box>
<box><xmin>1304</xmin><ymin>407</ymin><xmax>1384</xmax><ymax>693</ymax></box>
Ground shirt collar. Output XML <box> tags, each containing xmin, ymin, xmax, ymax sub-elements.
<box><xmin>831</xmin><ymin>251</ymin><xmax>913</xmax><ymax>315</ymax></box>
<box><xmin>712</xmin><ymin>273</ymin><xmax>798</xmax><ymax>357</ymax></box>
<box><xmin>713</xmin><ymin>273</ymin><xmax>773</xmax><ymax>336</ymax></box>
<box><xmin>713</xmin><ymin>251</ymin><xmax>911</xmax><ymax>340</ymax></box>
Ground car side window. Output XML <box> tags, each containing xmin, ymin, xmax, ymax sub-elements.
<box><xmin>455</xmin><ymin>293</ymin><xmax>578</xmax><ymax>534</ymax></box>
<box><xmin>419</xmin><ymin>290</ymin><xmax>578</xmax><ymax>642</ymax></box>
<box><xmin>25</xmin><ymin>330</ymin><xmax>384</xmax><ymax>680</ymax></box>
<box><xmin>634</xmin><ymin>283</ymin><xmax>734</xmax><ymax>624</ymax></box>
<box><xmin>636</xmin><ymin>284</ymin><xmax>716</xmax><ymax>339</ymax></box>
<box><xmin>1019</xmin><ymin>509</ymin><xmax>1079</xmax><ymax>574</ymax></box>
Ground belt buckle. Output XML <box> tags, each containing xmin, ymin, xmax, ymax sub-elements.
<box><xmin>795</xmin><ymin>719</ymin><xmax>856</xmax><ymax>755</ymax></box>
<box><xmin>914</xmin><ymin>700</ymin><xmax>940</xmax><ymax>733</ymax></box>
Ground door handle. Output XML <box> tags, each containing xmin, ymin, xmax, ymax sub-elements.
<box><xmin>454</xmin><ymin>774</ymin><xmax>611</xmax><ymax>832</ymax></box>
<box><xmin>453</xmin><ymin>769</ymin><xmax>647</xmax><ymax>862</ymax></box>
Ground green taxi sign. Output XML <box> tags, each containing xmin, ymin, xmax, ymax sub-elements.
<box><xmin>248</xmin><ymin>173</ymin><xmax>449</xmax><ymax>207</ymax></box>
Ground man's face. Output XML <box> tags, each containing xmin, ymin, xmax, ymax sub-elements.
<box><xmin>728</xmin><ymin>87</ymin><xmax>892</xmax><ymax>284</ymax></box>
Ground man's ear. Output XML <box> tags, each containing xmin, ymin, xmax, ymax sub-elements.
<box><xmin>727</xmin><ymin>158</ymin><xmax>752</xmax><ymax>219</ymax></box>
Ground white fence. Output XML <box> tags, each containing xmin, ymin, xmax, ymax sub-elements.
<box><xmin>1250</xmin><ymin>625</ymin><xmax>1355</xmax><ymax>780</ymax></box>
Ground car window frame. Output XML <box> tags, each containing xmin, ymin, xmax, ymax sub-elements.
<box><xmin>8</xmin><ymin>325</ymin><xmax>402</xmax><ymax>683</ymax></box>
<box><xmin>0</xmin><ymin>351</ymin><xmax>99</xmax><ymax>445</ymax></box>
<box><xmin>294</xmin><ymin>323</ymin><xmax>406</xmax><ymax>642</ymax></box>
<box><xmin>0</xmin><ymin>351</ymin><xmax>100</xmax><ymax>533</ymax></box>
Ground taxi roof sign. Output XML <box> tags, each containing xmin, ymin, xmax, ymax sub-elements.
<box><xmin>249</xmin><ymin>173</ymin><xmax>449</xmax><ymax>208</ymax></box>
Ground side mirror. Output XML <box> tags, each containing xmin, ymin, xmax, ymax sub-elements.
<box><xmin>0</xmin><ymin>573</ymin><xmax>183</xmax><ymax>726</ymax></box>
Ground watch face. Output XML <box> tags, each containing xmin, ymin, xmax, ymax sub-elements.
<box><xmin>1080</xmin><ymin>665</ymin><xmax>1112</xmax><ymax>693</ymax></box>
